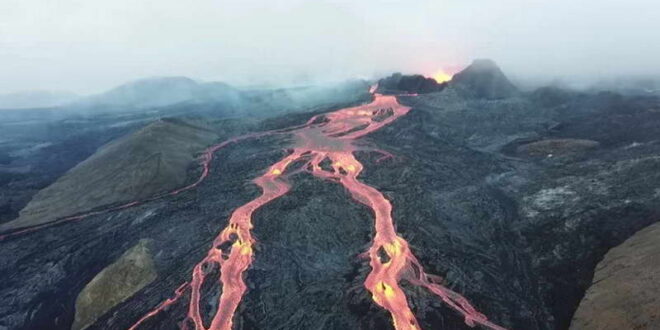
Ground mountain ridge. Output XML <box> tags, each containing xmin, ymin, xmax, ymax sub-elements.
<box><xmin>0</xmin><ymin>90</ymin><xmax>80</xmax><ymax>109</ymax></box>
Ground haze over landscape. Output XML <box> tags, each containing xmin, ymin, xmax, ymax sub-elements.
<box><xmin>1</xmin><ymin>1</ymin><xmax>659</xmax><ymax>330</ymax></box>
<box><xmin>2</xmin><ymin>0</ymin><xmax>660</xmax><ymax>96</ymax></box>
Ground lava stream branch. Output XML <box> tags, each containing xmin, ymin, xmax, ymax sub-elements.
<box><xmin>306</xmin><ymin>151</ymin><xmax>504</xmax><ymax>330</ymax></box>
<box><xmin>185</xmin><ymin>152</ymin><xmax>299</xmax><ymax>330</ymax></box>
<box><xmin>129</xmin><ymin>283</ymin><xmax>190</xmax><ymax>330</ymax></box>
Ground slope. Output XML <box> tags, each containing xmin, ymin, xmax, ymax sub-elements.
<box><xmin>0</xmin><ymin>118</ymin><xmax>218</xmax><ymax>231</ymax></box>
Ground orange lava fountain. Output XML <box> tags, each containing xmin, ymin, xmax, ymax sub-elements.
<box><xmin>432</xmin><ymin>69</ymin><xmax>453</xmax><ymax>83</ymax></box>
<box><xmin>131</xmin><ymin>87</ymin><xmax>505</xmax><ymax>330</ymax></box>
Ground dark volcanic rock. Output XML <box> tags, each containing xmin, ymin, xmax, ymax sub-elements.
<box><xmin>239</xmin><ymin>174</ymin><xmax>390</xmax><ymax>329</ymax></box>
<box><xmin>450</xmin><ymin>59</ymin><xmax>518</xmax><ymax>99</ymax></box>
<box><xmin>395</xmin><ymin>84</ymin><xmax>660</xmax><ymax>329</ymax></box>
<box><xmin>377</xmin><ymin>73</ymin><xmax>446</xmax><ymax>94</ymax></box>
<box><xmin>516</xmin><ymin>138</ymin><xmax>600</xmax><ymax>157</ymax></box>
<box><xmin>530</xmin><ymin>86</ymin><xmax>582</xmax><ymax>108</ymax></box>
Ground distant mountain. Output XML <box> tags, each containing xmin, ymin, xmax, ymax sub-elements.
<box><xmin>0</xmin><ymin>77</ymin><xmax>369</xmax><ymax>118</ymax></box>
<box><xmin>450</xmin><ymin>59</ymin><xmax>518</xmax><ymax>99</ymax></box>
<box><xmin>79</xmin><ymin>77</ymin><xmax>242</xmax><ymax>109</ymax></box>
<box><xmin>0</xmin><ymin>90</ymin><xmax>80</xmax><ymax>109</ymax></box>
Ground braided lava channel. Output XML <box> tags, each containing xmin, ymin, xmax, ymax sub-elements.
<box><xmin>131</xmin><ymin>88</ymin><xmax>505</xmax><ymax>330</ymax></box>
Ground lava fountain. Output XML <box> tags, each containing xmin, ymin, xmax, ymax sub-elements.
<box><xmin>432</xmin><ymin>69</ymin><xmax>453</xmax><ymax>83</ymax></box>
<box><xmin>131</xmin><ymin>87</ymin><xmax>505</xmax><ymax>330</ymax></box>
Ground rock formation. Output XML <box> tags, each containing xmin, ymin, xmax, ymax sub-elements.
<box><xmin>72</xmin><ymin>239</ymin><xmax>157</xmax><ymax>330</ymax></box>
<box><xmin>570</xmin><ymin>222</ymin><xmax>660</xmax><ymax>330</ymax></box>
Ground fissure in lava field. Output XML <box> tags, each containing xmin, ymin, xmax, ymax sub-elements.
<box><xmin>130</xmin><ymin>87</ymin><xmax>506</xmax><ymax>330</ymax></box>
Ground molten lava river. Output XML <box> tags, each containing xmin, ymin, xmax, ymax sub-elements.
<box><xmin>127</xmin><ymin>87</ymin><xmax>505</xmax><ymax>330</ymax></box>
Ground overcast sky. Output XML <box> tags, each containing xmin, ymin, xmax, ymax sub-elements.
<box><xmin>1</xmin><ymin>0</ymin><xmax>659</xmax><ymax>94</ymax></box>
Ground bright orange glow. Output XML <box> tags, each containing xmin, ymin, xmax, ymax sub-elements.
<box><xmin>384</xmin><ymin>240</ymin><xmax>402</xmax><ymax>256</ymax></box>
<box><xmin>432</xmin><ymin>69</ymin><xmax>453</xmax><ymax>83</ymax></box>
<box><xmin>240</xmin><ymin>244</ymin><xmax>252</xmax><ymax>255</ymax></box>
<box><xmin>131</xmin><ymin>85</ymin><xmax>506</xmax><ymax>330</ymax></box>
<box><xmin>378</xmin><ymin>281</ymin><xmax>396</xmax><ymax>298</ymax></box>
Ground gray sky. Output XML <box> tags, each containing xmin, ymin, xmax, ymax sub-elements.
<box><xmin>1</xmin><ymin>0</ymin><xmax>659</xmax><ymax>94</ymax></box>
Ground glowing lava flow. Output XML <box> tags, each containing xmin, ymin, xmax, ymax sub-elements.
<box><xmin>131</xmin><ymin>87</ymin><xmax>505</xmax><ymax>330</ymax></box>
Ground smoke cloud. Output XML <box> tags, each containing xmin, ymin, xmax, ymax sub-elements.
<box><xmin>1</xmin><ymin>0</ymin><xmax>658</xmax><ymax>94</ymax></box>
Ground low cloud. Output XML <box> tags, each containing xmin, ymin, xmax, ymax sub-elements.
<box><xmin>1</xmin><ymin>0</ymin><xmax>658</xmax><ymax>94</ymax></box>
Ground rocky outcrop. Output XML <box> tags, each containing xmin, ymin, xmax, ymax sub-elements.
<box><xmin>450</xmin><ymin>59</ymin><xmax>518</xmax><ymax>99</ymax></box>
<box><xmin>570</xmin><ymin>222</ymin><xmax>660</xmax><ymax>330</ymax></box>
<box><xmin>0</xmin><ymin>118</ymin><xmax>218</xmax><ymax>231</ymax></box>
<box><xmin>72</xmin><ymin>239</ymin><xmax>157</xmax><ymax>330</ymax></box>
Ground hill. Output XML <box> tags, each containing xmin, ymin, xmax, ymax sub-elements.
<box><xmin>0</xmin><ymin>118</ymin><xmax>218</xmax><ymax>231</ymax></box>
<box><xmin>78</xmin><ymin>77</ymin><xmax>242</xmax><ymax>109</ymax></box>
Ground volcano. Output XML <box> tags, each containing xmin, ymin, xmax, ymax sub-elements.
<box><xmin>1</xmin><ymin>60</ymin><xmax>659</xmax><ymax>330</ymax></box>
